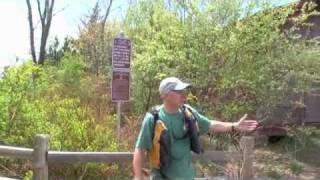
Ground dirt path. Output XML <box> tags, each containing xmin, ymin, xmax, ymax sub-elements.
<box><xmin>254</xmin><ymin>148</ymin><xmax>320</xmax><ymax>180</ymax></box>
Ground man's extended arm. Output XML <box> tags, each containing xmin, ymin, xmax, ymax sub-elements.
<box><xmin>209</xmin><ymin>114</ymin><xmax>258</xmax><ymax>133</ymax></box>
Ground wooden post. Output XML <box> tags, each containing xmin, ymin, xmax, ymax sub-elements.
<box><xmin>117</xmin><ymin>101</ymin><xmax>121</xmax><ymax>141</ymax></box>
<box><xmin>33</xmin><ymin>134</ymin><xmax>49</xmax><ymax>180</ymax></box>
<box><xmin>240</xmin><ymin>136</ymin><xmax>254</xmax><ymax>180</ymax></box>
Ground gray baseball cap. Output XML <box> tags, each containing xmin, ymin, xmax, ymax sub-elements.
<box><xmin>159</xmin><ymin>77</ymin><xmax>190</xmax><ymax>95</ymax></box>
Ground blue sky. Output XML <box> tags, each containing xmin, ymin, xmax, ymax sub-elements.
<box><xmin>0</xmin><ymin>0</ymin><xmax>128</xmax><ymax>70</ymax></box>
<box><xmin>0</xmin><ymin>0</ymin><xmax>297</xmax><ymax>70</ymax></box>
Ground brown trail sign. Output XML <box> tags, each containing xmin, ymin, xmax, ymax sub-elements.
<box><xmin>112</xmin><ymin>71</ymin><xmax>130</xmax><ymax>101</ymax></box>
<box><xmin>112</xmin><ymin>36</ymin><xmax>131</xmax><ymax>102</ymax></box>
<box><xmin>111</xmin><ymin>34</ymin><xmax>132</xmax><ymax>141</ymax></box>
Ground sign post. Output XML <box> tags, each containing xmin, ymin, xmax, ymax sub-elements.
<box><xmin>117</xmin><ymin>101</ymin><xmax>121</xmax><ymax>141</ymax></box>
<box><xmin>112</xmin><ymin>33</ymin><xmax>131</xmax><ymax>141</ymax></box>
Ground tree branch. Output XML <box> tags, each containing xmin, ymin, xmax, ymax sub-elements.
<box><xmin>53</xmin><ymin>5</ymin><xmax>68</xmax><ymax>17</ymax></box>
<box><xmin>44</xmin><ymin>0</ymin><xmax>49</xmax><ymax>23</ymax></box>
<box><xmin>36</xmin><ymin>0</ymin><xmax>44</xmax><ymax>27</ymax></box>
<box><xmin>38</xmin><ymin>0</ymin><xmax>55</xmax><ymax>64</ymax></box>
<box><xmin>102</xmin><ymin>0</ymin><xmax>113</xmax><ymax>26</ymax></box>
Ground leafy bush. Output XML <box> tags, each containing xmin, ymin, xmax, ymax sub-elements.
<box><xmin>0</xmin><ymin>55</ymin><xmax>122</xmax><ymax>178</ymax></box>
<box><xmin>125</xmin><ymin>0</ymin><xmax>320</xmax><ymax>121</ymax></box>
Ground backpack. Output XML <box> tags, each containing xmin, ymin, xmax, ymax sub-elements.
<box><xmin>149</xmin><ymin>105</ymin><xmax>202</xmax><ymax>174</ymax></box>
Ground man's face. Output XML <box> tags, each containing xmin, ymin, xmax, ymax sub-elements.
<box><xmin>163</xmin><ymin>89</ymin><xmax>188</xmax><ymax>107</ymax></box>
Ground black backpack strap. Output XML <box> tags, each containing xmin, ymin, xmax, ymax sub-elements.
<box><xmin>182</xmin><ymin>104</ymin><xmax>203</xmax><ymax>154</ymax></box>
<box><xmin>182</xmin><ymin>105</ymin><xmax>198</xmax><ymax>127</ymax></box>
<box><xmin>183</xmin><ymin>105</ymin><xmax>197</xmax><ymax>120</ymax></box>
<box><xmin>150</xmin><ymin>105</ymin><xmax>161</xmax><ymax>129</ymax></box>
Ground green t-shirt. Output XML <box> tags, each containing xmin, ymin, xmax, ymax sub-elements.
<box><xmin>135</xmin><ymin>105</ymin><xmax>212</xmax><ymax>180</ymax></box>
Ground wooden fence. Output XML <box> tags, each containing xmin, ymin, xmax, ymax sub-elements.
<box><xmin>0</xmin><ymin>134</ymin><xmax>254</xmax><ymax>180</ymax></box>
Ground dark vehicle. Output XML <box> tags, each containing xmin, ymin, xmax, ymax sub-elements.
<box><xmin>255</xmin><ymin>81</ymin><xmax>320</xmax><ymax>142</ymax></box>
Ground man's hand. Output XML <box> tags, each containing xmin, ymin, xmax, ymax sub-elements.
<box><xmin>233</xmin><ymin>114</ymin><xmax>258</xmax><ymax>132</ymax></box>
<box><xmin>133</xmin><ymin>148</ymin><xmax>148</xmax><ymax>180</ymax></box>
<box><xmin>210</xmin><ymin>114</ymin><xmax>258</xmax><ymax>133</ymax></box>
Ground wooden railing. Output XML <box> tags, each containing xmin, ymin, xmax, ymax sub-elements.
<box><xmin>0</xmin><ymin>134</ymin><xmax>254</xmax><ymax>180</ymax></box>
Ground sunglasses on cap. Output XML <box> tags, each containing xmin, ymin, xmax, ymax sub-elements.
<box><xmin>171</xmin><ymin>89</ymin><xmax>188</xmax><ymax>93</ymax></box>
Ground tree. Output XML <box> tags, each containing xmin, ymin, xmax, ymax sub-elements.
<box><xmin>125</xmin><ymin>0</ymin><xmax>320</xmax><ymax>119</ymax></box>
<box><xmin>77</xmin><ymin>0</ymin><xmax>114</xmax><ymax>76</ymax></box>
<box><xmin>47</xmin><ymin>36</ymin><xmax>77</xmax><ymax>64</ymax></box>
<box><xmin>26</xmin><ymin>0</ymin><xmax>55</xmax><ymax>65</ymax></box>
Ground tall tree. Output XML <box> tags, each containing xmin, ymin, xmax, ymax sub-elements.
<box><xmin>98</xmin><ymin>0</ymin><xmax>113</xmax><ymax>76</ymax></box>
<box><xmin>78</xmin><ymin>0</ymin><xmax>113</xmax><ymax>76</ymax></box>
<box><xmin>26</xmin><ymin>0</ymin><xmax>55</xmax><ymax>65</ymax></box>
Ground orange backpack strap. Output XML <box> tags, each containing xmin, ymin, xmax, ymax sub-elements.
<box><xmin>149</xmin><ymin>106</ymin><xmax>170</xmax><ymax>178</ymax></box>
<box><xmin>149</xmin><ymin>120</ymin><xmax>167</xmax><ymax>169</ymax></box>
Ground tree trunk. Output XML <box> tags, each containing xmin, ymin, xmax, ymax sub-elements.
<box><xmin>38</xmin><ymin>0</ymin><xmax>55</xmax><ymax>65</ymax></box>
<box><xmin>26</xmin><ymin>0</ymin><xmax>55</xmax><ymax>65</ymax></box>
<box><xmin>26</xmin><ymin>0</ymin><xmax>37</xmax><ymax>64</ymax></box>
<box><xmin>98</xmin><ymin>0</ymin><xmax>113</xmax><ymax>76</ymax></box>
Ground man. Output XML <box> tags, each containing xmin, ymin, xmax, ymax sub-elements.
<box><xmin>133</xmin><ymin>77</ymin><xmax>258</xmax><ymax>180</ymax></box>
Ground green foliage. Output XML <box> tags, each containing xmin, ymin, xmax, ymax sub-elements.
<box><xmin>47</xmin><ymin>36</ymin><xmax>77</xmax><ymax>64</ymax></box>
<box><xmin>289</xmin><ymin>161</ymin><xmax>303</xmax><ymax>175</ymax></box>
<box><xmin>77</xmin><ymin>1</ymin><xmax>121</xmax><ymax>77</ymax></box>
<box><xmin>0</xmin><ymin>55</ymin><xmax>120</xmax><ymax>178</ymax></box>
<box><xmin>23</xmin><ymin>170</ymin><xmax>33</xmax><ymax>180</ymax></box>
<box><xmin>126</xmin><ymin>0</ymin><xmax>320</xmax><ymax>121</ymax></box>
<box><xmin>126</xmin><ymin>0</ymin><xmax>187</xmax><ymax>112</ymax></box>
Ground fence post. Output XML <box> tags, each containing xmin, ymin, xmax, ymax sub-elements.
<box><xmin>33</xmin><ymin>134</ymin><xmax>49</xmax><ymax>180</ymax></box>
<box><xmin>240</xmin><ymin>136</ymin><xmax>254</xmax><ymax>180</ymax></box>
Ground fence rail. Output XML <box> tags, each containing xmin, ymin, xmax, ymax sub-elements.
<box><xmin>0</xmin><ymin>146</ymin><xmax>33</xmax><ymax>160</ymax></box>
<box><xmin>0</xmin><ymin>134</ymin><xmax>254</xmax><ymax>180</ymax></box>
<box><xmin>48</xmin><ymin>151</ymin><xmax>134</xmax><ymax>164</ymax></box>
